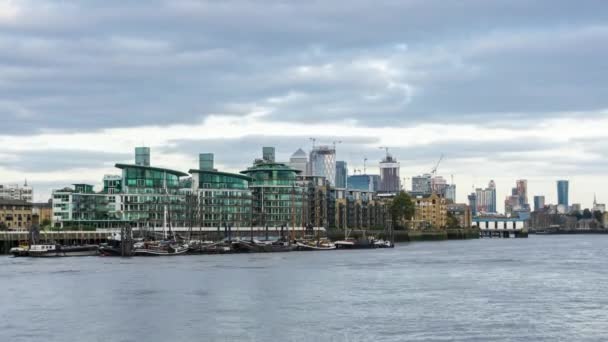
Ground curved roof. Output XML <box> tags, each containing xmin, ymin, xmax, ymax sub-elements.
<box><xmin>189</xmin><ymin>169</ymin><xmax>252</xmax><ymax>181</ymax></box>
<box><xmin>240</xmin><ymin>162</ymin><xmax>302</xmax><ymax>175</ymax></box>
<box><xmin>115</xmin><ymin>164</ymin><xmax>189</xmax><ymax>177</ymax></box>
<box><xmin>291</xmin><ymin>148</ymin><xmax>307</xmax><ymax>158</ymax></box>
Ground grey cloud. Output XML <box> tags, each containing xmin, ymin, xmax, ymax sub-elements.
<box><xmin>1</xmin><ymin>0</ymin><xmax>608</xmax><ymax>134</ymax></box>
<box><xmin>0</xmin><ymin>150</ymin><xmax>132</xmax><ymax>172</ymax></box>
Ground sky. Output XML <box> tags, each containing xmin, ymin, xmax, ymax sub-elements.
<box><xmin>1</xmin><ymin>0</ymin><xmax>607</xmax><ymax>210</ymax></box>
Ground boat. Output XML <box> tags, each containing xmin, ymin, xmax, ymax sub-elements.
<box><xmin>295</xmin><ymin>239</ymin><xmax>336</xmax><ymax>251</ymax></box>
<box><xmin>9</xmin><ymin>245</ymin><xmax>29</xmax><ymax>257</ymax></box>
<box><xmin>188</xmin><ymin>241</ymin><xmax>232</xmax><ymax>254</ymax></box>
<box><xmin>28</xmin><ymin>244</ymin><xmax>99</xmax><ymax>257</ymax></box>
<box><xmin>231</xmin><ymin>239</ymin><xmax>295</xmax><ymax>253</ymax></box>
<box><xmin>132</xmin><ymin>241</ymin><xmax>189</xmax><ymax>256</ymax></box>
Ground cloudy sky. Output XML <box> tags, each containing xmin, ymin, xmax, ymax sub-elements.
<box><xmin>1</xmin><ymin>0</ymin><xmax>607</xmax><ymax>210</ymax></box>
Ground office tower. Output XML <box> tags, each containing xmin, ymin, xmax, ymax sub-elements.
<box><xmin>135</xmin><ymin>147</ymin><xmax>150</xmax><ymax>167</ymax></box>
<box><xmin>335</xmin><ymin>161</ymin><xmax>348</xmax><ymax>188</ymax></box>
<box><xmin>379</xmin><ymin>155</ymin><xmax>400</xmax><ymax>193</ymax></box>
<box><xmin>412</xmin><ymin>174</ymin><xmax>432</xmax><ymax>195</ymax></box>
<box><xmin>533</xmin><ymin>196</ymin><xmax>545</xmax><ymax>212</ymax></box>
<box><xmin>468</xmin><ymin>192</ymin><xmax>477</xmax><ymax>217</ymax></box>
<box><xmin>515</xmin><ymin>179</ymin><xmax>528</xmax><ymax>207</ymax></box>
<box><xmin>262</xmin><ymin>147</ymin><xmax>276</xmax><ymax>162</ymax></box>
<box><xmin>431</xmin><ymin>176</ymin><xmax>448</xmax><ymax>196</ymax></box>
<box><xmin>289</xmin><ymin>148</ymin><xmax>308</xmax><ymax>175</ymax></box>
<box><xmin>557</xmin><ymin>180</ymin><xmax>569</xmax><ymax>208</ymax></box>
<box><xmin>445</xmin><ymin>184</ymin><xmax>456</xmax><ymax>203</ymax></box>
<box><xmin>475</xmin><ymin>180</ymin><xmax>497</xmax><ymax>214</ymax></box>
<box><xmin>309</xmin><ymin>145</ymin><xmax>336</xmax><ymax>186</ymax></box>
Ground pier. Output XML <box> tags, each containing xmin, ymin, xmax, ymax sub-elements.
<box><xmin>473</xmin><ymin>217</ymin><xmax>528</xmax><ymax>238</ymax></box>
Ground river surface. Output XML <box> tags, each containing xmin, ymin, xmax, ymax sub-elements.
<box><xmin>1</xmin><ymin>235</ymin><xmax>607</xmax><ymax>342</ymax></box>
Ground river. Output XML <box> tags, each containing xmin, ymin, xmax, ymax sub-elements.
<box><xmin>1</xmin><ymin>235</ymin><xmax>607</xmax><ymax>341</ymax></box>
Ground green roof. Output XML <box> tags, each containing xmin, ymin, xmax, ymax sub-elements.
<box><xmin>115</xmin><ymin>164</ymin><xmax>189</xmax><ymax>177</ymax></box>
<box><xmin>189</xmin><ymin>169</ymin><xmax>252</xmax><ymax>181</ymax></box>
<box><xmin>240</xmin><ymin>162</ymin><xmax>302</xmax><ymax>175</ymax></box>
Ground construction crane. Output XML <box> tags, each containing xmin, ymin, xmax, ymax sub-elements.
<box><xmin>363</xmin><ymin>157</ymin><xmax>368</xmax><ymax>174</ymax></box>
<box><xmin>430</xmin><ymin>154</ymin><xmax>444</xmax><ymax>176</ymax></box>
<box><xmin>332</xmin><ymin>140</ymin><xmax>342</xmax><ymax>150</ymax></box>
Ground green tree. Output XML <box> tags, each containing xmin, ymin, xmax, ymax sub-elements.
<box><xmin>0</xmin><ymin>222</ymin><xmax>7</xmax><ymax>231</ymax></box>
<box><xmin>41</xmin><ymin>219</ymin><xmax>52</xmax><ymax>228</ymax></box>
<box><xmin>446</xmin><ymin>211</ymin><xmax>460</xmax><ymax>229</ymax></box>
<box><xmin>582</xmin><ymin>208</ymin><xmax>593</xmax><ymax>219</ymax></box>
<box><xmin>593</xmin><ymin>210</ymin><xmax>603</xmax><ymax>222</ymax></box>
<box><xmin>390</xmin><ymin>191</ymin><xmax>415</xmax><ymax>229</ymax></box>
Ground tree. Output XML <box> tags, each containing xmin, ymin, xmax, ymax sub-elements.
<box><xmin>41</xmin><ymin>219</ymin><xmax>52</xmax><ymax>228</ymax></box>
<box><xmin>0</xmin><ymin>222</ymin><xmax>7</xmax><ymax>231</ymax></box>
<box><xmin>582</xmin><ymin>208</ymin><xmax>593</xmax><ymax>219</ymax></box>
<box><xmin>390</xmin><ymin>191</ymin><xmax>415</xmax><ymax>229</ymax></box>
<box><xmin>593</xmin><ymin>210</ymin><xmax>603</xmax><ymax>223</ymax></box>
<box><xmin>446</xmin><ymin>211</ymin><xmax>460</xmax><ymax>229</ymax></box>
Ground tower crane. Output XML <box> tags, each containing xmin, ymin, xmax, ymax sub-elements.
<box><xmin>363</xmin><ymin>157</ymin><xmax>368</xmax><ymax>174</ymax></box>
<box><xmin>309</xmin><ymin>137</ymin><xmax>317</xmax><ymax>149</ymax></box>
<box><xmin>430</xmin><ymin>154</ymin><xmax>444</xmax><ymax>176</ymax></box>
<box><xmin>332</xmin><ymin>140</ymin><xmax>342</xmax><ymax>150</ymax></box>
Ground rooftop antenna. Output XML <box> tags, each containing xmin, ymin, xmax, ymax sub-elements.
<box><xmin>379</xmin><ymin>146</ymin><xmax>390</xmax><ymax>158</ymax></box>
<box><xmin>309</xmin><ymin>137</ymin><xmax>317</xmax><ymax>149</ymax></box>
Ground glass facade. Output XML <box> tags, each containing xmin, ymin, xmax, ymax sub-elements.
<box><xmin>241</xmin><ymin>162</ymin><xmax>304</xmax><ymax>228</ymax></box>
<box><xmin>191</xmin><ymin>169</ymin><xmax>252</xmax><ymax>227</ymax></box>
<box><xmin>557</xmin><ymin>180</ymin><xmax>569</xmax><ymax>208</ymax></box>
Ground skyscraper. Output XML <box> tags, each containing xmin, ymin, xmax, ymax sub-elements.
<box><xmin>309</xmin><ymin>145</ymin><xmax>336</xmax><ymax>186</ymax></box>
<box><xmin>445</xmin><ymin>184</ymin><xmax>456</xmax><ymax>203</ymax></box>
<box><xmin>533</xmin><ymin>195</ymin><xmax>545</xmax><ymax>212</ymax></box>
<box><xmin>335</xmin><ymin>161</ymin><xmax>348</xmax><ymax>188</ymax></box>
<box><xmin>515</xmin><ymin>179</ymin><xmax>528</xmax><ymax>207</ymax></box>
<box><xmin>557</xmin><ymin>180</ymin><xmax>569</xmax><ymax>208</ymax></box>
<box><xmin>468</xmin><ymin>192</ymin><xmax>477</xmax><ymax>217</ymax></box>
<box><xmin>289</xmin><ymin>148</ymin><xmax>308</xmax><ymax>176</ymax></box>
<box><xmin>412</xmin><ymin>174</ymin><xmax>432</xmax><ymax>195</ymax></box>
<box><xmin>379</xmin><ymin>155</ymin><xmax>400</xmax><ymax>193</ymax></box>
<box><xmin>262</xmin><ymin>147</ymin><xmax>276</xmax><ymax>162</ymax></box>
<box><xmin>431</xmin><ymin>176</ymin><xmax>448</xmax><ymax>196</ymax></box>
<box><xmin>475</xmin><ymin>180</ymin><xmax>497</xmax><ymax>214</ymax></box>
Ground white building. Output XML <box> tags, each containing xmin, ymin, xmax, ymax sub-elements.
<box><xmin>289</xmin><ymin>148</ymin><xmax>309</xmax><ymax>176</ymax></box>
<box><xmin>0</xmin><ymin>182</ymin><xmax>33</xmax><ymax>203</ymax></box>
<box><xmin>309</xmin><ymin>145</ymin><xmax>336</xmax><ymax>186</ymax></box>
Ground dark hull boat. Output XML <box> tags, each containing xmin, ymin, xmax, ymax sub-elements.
<box><xmin>28</xmin><ymin>244</ymin><xmax>99</xmax><ymax>257</ymax></box>
<box><xmin>232</xmin><ymin>240</ymin><xmax>295</xmax><ymax>253</ymax></box>
<box><xmin>132</xmin><ymin>241</ymin><xmax>189</xmax><ymax>256</ymax></box>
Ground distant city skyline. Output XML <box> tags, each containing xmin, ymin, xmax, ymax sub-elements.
<box><xmin>1</xmin><ymin>1</ymin><xmax>607</xmax><ymax>210</ymax></box>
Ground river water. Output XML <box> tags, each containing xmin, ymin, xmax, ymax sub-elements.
<box><xmin>1</xmin><ymin>235</ymin><xmax>607</xmax><ymax>342</ymax></box>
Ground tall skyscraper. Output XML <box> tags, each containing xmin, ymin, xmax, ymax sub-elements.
<box><xmin>379</xmin><ymin>155</ymin><xmax>400</xmax><ymax>193</ymax></box>
<box><xmin>431</xmin><ymin>176</ymin><xmax>448</xmax><ymax>196</ymax></box>
<box><xmin>515</xmin><ymin>179</ymin><xmax>528</xmax><ymax>207</ymax></box>
<box><xmin>412</xmin><ymin>174</ymin><xmax>432</xmax><ymax>195</ymax></box>
<box><xmin>289</xmin><ymin>148</ymin><xmax>308</xmax><ymax>176</ymax></box>
<box><xmin>533</xmin><ymin>195</ymin><xmax>545</xmax><ymax>212</ymax></box>
<box><xmin>468</xmin><ymin>192</ymin><xmax>477</xmax><ymax>217</ymax></box>
<box><xmin>262</xmin><ymin>147</ymin><xmax>276</xmax><ymax>162</ymax></box>
<box><xmin>135</xmin><ymin>147</ymin><xmax>150</xmax><ymax>167</ymax></box>
<box><xmin>475</xmin><ymin>180</ymin><xmax>497</xmax><ymax>214</ymax></box>
<box><xmin>309</xmin><ymin>145</ymin><xmax>336</xmax><ymax>186</ymax></box>
<box><xmin>445</xmin><ymin>184</ymin><xmax>456</xmax><ymax>203</ymax></box>
<box><xmin>335</xmin><ymin>161</ymin><xmax>348</xmax><ymax>188</ymax></box>
<box><xmin>557</xmin><ymin>180</ymin><xmax>569</xmax><ymax>208</ymax></box>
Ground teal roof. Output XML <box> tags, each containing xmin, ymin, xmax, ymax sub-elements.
<box><xmin>189</xmin><ymin>169</ymin><xmax>252</xmax><ymax>181</ymax></box>
<box><xmin>115</xmin><ymin>164</ymin><xmax>189</xmax><ymax>177</ymax></box>
<box><xmin>240</xmin><ymin>162</ymin><xmax>302</xmax><ymax>175</ymax></box>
